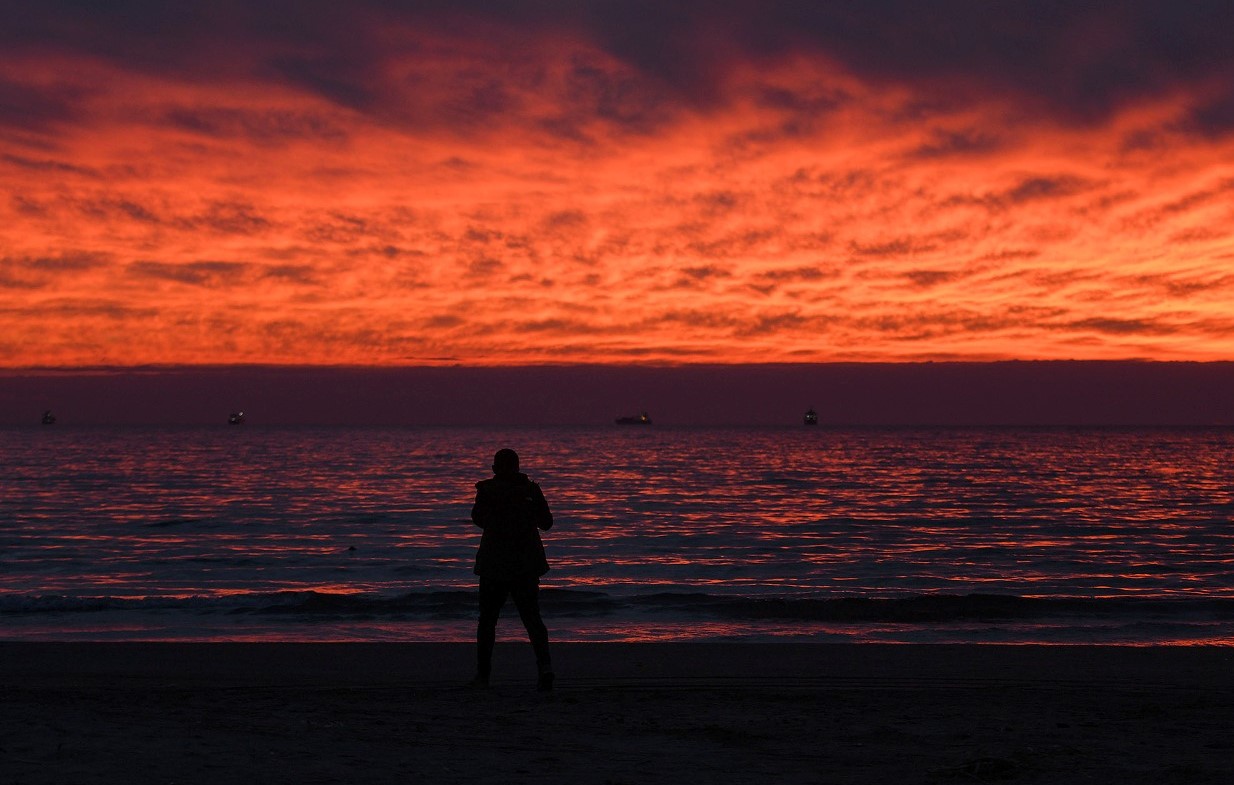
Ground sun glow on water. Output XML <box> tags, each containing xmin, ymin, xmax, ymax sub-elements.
<box><xmin>3</xmin><ymin>425</ymin><xmax>1234</xmax><ymax>643</ymax></box>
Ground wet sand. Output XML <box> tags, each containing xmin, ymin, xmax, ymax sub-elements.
<box><xmin>2</xmin><ymin>642</ymin><xmax>1232</xmax><ymax>784</ymax></box>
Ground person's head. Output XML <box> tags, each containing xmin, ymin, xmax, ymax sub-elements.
<box><xmin>492</xmin><ymin>448</ymin><xmax>520</xmax><ymax>476</ymax></box>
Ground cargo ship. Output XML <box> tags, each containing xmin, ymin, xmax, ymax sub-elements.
<box><xmin>615</xmin><ymin>412</ymin><xmax>652</xmax><ymax>425</ymax></box>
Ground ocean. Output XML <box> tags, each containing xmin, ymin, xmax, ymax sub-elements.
<box><xmin>2</xmin><ymin>425</ymin><xmax>1233</xmax><ymax>644</ymax></box>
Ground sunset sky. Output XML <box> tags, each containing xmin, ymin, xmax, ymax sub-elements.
<box><xmin>4</xmin><ymin>0</ymin><xmax>1233</xmax><ymax>373</ymax></box>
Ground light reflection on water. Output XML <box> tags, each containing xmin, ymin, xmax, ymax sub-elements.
<box><xmin>4</xmin><ymin>425</ymin><xmax>1233</xmax><ymax>596</ymax></box>
<box><xmin>2</xmin><ymin>425</ymin><xmax>1233</xmax><ymax>641</ymax></box>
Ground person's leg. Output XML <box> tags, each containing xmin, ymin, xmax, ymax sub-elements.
<box><xmin>509</xmin><ymin>577</ymin><xmax>553</xmax><ymax>689</ymax></box>
<box><xmin>475</xmin><ymin>577</ymin><xmax>509</xmax><ymax>685</ymax></box>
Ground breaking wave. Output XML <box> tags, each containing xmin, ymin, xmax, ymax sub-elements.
<box><xmin>6</xmin><ymin>589</ymin><xmax>1234</xmax><ymax>626</ymax></box>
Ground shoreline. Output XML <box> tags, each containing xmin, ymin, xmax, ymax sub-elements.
<box><xmin>3</xmin><ymin>642</ymin><xmax>1233</xmax><ymax>783</ymax></box>
<box><xmin>5</xmin><ymin>640</ymin><xmax>1234</xmax><ymax>686</ymax></box>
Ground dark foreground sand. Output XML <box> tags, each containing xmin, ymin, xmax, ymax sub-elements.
<box><xmin>2</xmin><ymin>642</ymin><xmax>1233</xmax><ymax>784</ymax></box>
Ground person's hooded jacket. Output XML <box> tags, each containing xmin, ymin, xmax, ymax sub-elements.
<box><xmin>471</xmin><ymin>471</ymin><xmax>553</xmax><ymax>579</ymax></box>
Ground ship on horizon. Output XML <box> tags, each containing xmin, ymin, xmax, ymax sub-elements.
<box><xmin>804</xmin><ymin>407</ymin><xmax>818</xmax><ymax>426</ymax></box>
<box><xmin>615</xmin><ymin>412</ymin><xmax>652</xmax><ymax>425</ymax></box>
<box><xmin>41</xmin><ymin>410</ymin><xmax>56</xmax><ymax>425</ymax></box>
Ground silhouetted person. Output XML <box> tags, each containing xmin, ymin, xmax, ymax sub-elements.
<box><xmin>470</xmin><ymin>448</ymin><xmax>554</xmax><ymax>690</ymax></box>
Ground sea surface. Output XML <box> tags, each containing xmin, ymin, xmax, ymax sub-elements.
<box><xmin>2</xmin><ymin>425</ymin><xmax>1233</xmax><ymax>644</ymax></box>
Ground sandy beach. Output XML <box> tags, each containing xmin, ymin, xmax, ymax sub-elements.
<box><xmin>2</xmin><ymin>642</ymin><xmax>1232</xmax><ymax>784</ymax></box>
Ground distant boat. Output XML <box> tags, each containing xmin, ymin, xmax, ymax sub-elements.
<box><xmin>804</xmin><ymin>408</ymin><xmax>818</xmax><ymax>426</ymax></box>
<box><xmin>228</xmin><ymin>411</ymin><xmax>246</xmax><ymax>425</ymax></box>
<box><xmin>41</xmin><ymin>409</ymin><xmax>56</xmax><ymax>425</ymax></box>
<box><xmin>615</xmin><ymin>412</ymin><xmax>652</xmax><ymax>425</ymax></box>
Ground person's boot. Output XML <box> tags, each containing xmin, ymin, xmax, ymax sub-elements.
<box><xmin>536</xmin><ymin>670</ymin><xmax>555</xmax><ymax>692</ymax></box>
<box><xmin>536</xmin><ymin>653</ymin><xmax>554</xmax><ymax>692</ymax></box>
<box><xmin>471</xmin><ymin>653</ymin><xmax>491</xmax><ymax>688</ymax></box>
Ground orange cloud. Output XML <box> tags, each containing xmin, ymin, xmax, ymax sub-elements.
<box><xmin>2</xmin><ymin>4</ymin><xmax>1234</xmax><ymax>366</ymax></box>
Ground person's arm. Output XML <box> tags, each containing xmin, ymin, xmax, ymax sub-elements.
<box><xmin>471</xmin><ymin>484</ymin><xmax>491</xmax><ymax>529</ymax></box>
<box><xmin>532</xmin><ymin>483</ymin><xmax>553</xmax><ymax>531</ymax></box>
